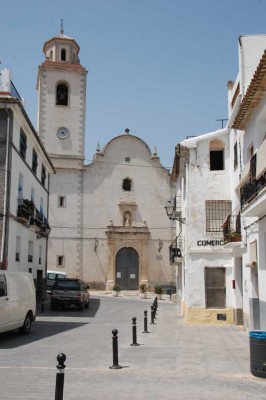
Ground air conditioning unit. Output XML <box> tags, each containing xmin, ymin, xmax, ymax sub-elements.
<box><xmin>245</xmin><ymin>261</ymin><xmax>257</xmax><ymax>268</ymax></box>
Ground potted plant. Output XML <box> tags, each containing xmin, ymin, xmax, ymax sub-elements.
<box><xmin>139</xmin><ymin>283</ymin><xmax>147</xmax><ymax>299</ymax></box>
<box><xmin>112</xmin><ymin>283</ymin><xmax>121</xmax><ymax>297</ymax></box>
<box><xmin>154</xmin><ymin>285</ymin><xmax>163</xmax><ymax>300</ymax></box>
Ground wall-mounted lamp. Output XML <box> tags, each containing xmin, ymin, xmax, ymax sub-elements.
<box><xmin>164</xmin><ymin>201</ymin><xmax>186</xmax><ymax>224</ymax></box>
<box><xmin>94</xmin><ymin>238</ymin><xmax>99</xmax><ymax>251</ymax></box>
<box><xmin>158</xmin><ymin>239</ymin><xmax>163</xmax><ymax>252</ymax></box>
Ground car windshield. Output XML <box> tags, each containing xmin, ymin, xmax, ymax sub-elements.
<box><xmin>54</xmin><ymin>280</ymin><xmax>80</xmax><ymax>291</ymax></box>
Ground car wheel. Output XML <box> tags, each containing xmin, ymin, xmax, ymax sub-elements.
<box><xmin>50</xmin><ymin>301</ymin><xmax>57</xmax><ymax>310</ymax></box>
<box><xmin>19</xmin><ymin>313</ymin><xmax>32</xmax><ymax>335</ymax></box>
<box><xmin>79</xmin><ymin>301</ymin><xmax>85</xmax><ymax>311</ymax></box>
<box><xmin>85</xmin><ymin>300</ymin><xmax>89</xmax><ymax>309</ymax></box>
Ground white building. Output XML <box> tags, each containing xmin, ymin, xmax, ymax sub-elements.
<box><xmin>228</xmin><ymin>35</ymin><xmax>266</xmax><ymax>330</ymax></box>
<box><xmin>0</xmin><ymin>69</ymin><xmax>55</xmax><ymax>301</ymax></box>
<box><xmin>37</xmin><ymin>29</ymin><xmax>175</xmax><ymax>290</ymax></box>
<box><xmin>172</xmin><ymin>128</ymin><xmax>236</xmax><ymax>325</ymax></box>
<box><xmin>173</xmin><ymin>34</ymin><xmax>266</xmax><ymax>328</ymax></box>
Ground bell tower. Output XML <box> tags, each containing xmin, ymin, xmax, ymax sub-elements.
<box><xmin>37</xmin><ymin>24</ymin><xmax>87</xmax><ymax>169</ymax></box>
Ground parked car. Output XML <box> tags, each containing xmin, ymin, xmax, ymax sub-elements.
<box><xmin>0</xmin><ymin>271</ymin><xmax>36</xmax><ymax>335</ymax></box>
<box><xmin>50</xmin><ymin>278</ymin><xmax>90</xmax><ymax>310</ymax></box>
<box><xmin>46</xmin><ymin>270</ymin><xmax>67</xmax><ymax>293</ymax></box>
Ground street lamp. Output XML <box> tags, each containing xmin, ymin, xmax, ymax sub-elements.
<box><xmin>164</xmin><ymin>200</ymin><xmax>186</xmax><ymax>224</ymax></box>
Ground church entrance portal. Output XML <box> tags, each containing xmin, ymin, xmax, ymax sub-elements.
<box><xmin>115</xmin><ymin>247</ymin><xmax>139</xmax><ymax>290</ymax></box>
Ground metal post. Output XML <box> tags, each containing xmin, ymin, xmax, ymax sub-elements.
<box><xmin>41</xmin><ymin>298</ymin><xmax>45</xmax><ymax>313</ymax></box>
<box><xmin>55</xmin><ymin>353</ymin><xmax>66</xmax><ymax>400</ymax></box>
<box><xmin>130</xmin><ymin>317</ymin><xmax>140</xmax><ymax>346</ymax></box>
<box><xmin>150</xmin><ymin>305</ymin><xmax>155</xmax><ymax>324</ymax></box>
<box><xmin>109</xmin><ymin>329</ymin><xmax>122</xmax><ymax>369</ymax></box>
<box><xmin>143</xmin><ymin>310</ymin><xmax>149</xmax><ymax>333</ymax></box>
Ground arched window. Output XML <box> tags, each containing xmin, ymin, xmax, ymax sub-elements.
<box><xmin>61</xmin><ymin>49</ymin><xmax>66</xmax><ymax>61</ymax></box>
<box><xmin>56</xmin><ymin>83</ymin><xmax>68</xmax><ymax>106</ymax></box>
<box><xmin>209</xmin><ymin>139</ymin><xmax>224</xmax><ymax>171</ymax></box>
<box><xmin>122</xmin><ymin>178</ymin><xmax>132</xmax><ymax>191</ymax></box>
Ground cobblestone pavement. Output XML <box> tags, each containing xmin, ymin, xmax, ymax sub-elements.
<box><xmin>0</xmin><ymin>292</ymin><xmax>265</xmax><ymax>399</ymax></box>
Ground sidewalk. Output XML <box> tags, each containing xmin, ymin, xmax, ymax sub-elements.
<box><xmin>2</xmin><ymin>293</ymin><xmax>266</xmax><ymax>399</ymax></box>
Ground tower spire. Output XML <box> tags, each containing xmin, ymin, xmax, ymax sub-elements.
<box><xmin>60</xmin><ymin>19</ymin><xmax>64</xmax><ymax>35</ymax></box>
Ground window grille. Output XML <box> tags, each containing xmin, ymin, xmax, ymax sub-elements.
<box><xmin>206</xmin><ymin>200</ymin><xmax>231</xmax><ymax>234</ymax></box>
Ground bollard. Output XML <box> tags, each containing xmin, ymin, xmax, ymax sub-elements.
<box><xmin>143</xmin><ymin>310</ymin><xmax>149</xmax><ymax>333</ymax></box>
<box><xmin>41</xmin><ymin>298</ymin><xmax>45</xmax><ymax>313</ymax></box>
<box><xmin>150</xmin><ymin>305</ymin><xmax>155</xmax><ymax>324</ymax></box>
<box><xmin>109</xmin><ymin>329</ymin><xmax>122</xmax><ymax>369</ymax></box>
<box><xmin>55</xmin><ymin>353</ymin><xmax>66</xmax><ymax>400</ymax></box>
<box><xmin>153</xmin><ymin>302</ymin><xmax>157</xmax><ymax>318</ymax></box>
<box><xmin>130</xmin><ymin>317</ymin><xmax>140</xmax><ymax>346</ymax></box>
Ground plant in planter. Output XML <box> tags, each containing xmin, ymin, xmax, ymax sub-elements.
<box><xmin>112</xmin><ymin>283</ymin><xmax>121</xmax><ymax>297</ymax></box>
<box><xmin>154</xmin><ymin>285</ymin><xmax>163</xmax><ymax>300</ymax></box>
<box><xmin>139</xmin><ymin>283</ymin><xmax>147</xmax><ymax>299</ymax></box>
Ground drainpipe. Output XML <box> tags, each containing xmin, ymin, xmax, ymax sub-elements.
<box><xmin>1</xmin><ymin>105</ymin><xmax>11</xmax><ymax>268</ymax></box>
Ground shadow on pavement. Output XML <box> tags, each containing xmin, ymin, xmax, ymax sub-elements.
<box><xmin>37</xmin><ymin>297</ymin><xmax>101</xmax><ymax>317</ymax></box>
<box><xmin>0</xmin><ymin>299</ymin><xmax>101</xmax><ymax>349</ymax></box>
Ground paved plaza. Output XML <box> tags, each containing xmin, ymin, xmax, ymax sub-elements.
<box><xmin>0</xmin><ymin>293</ymin><xmax>265</xmax><ymax>399</ymax></box>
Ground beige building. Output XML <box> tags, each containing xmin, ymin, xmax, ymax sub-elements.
<box><xmin>37</xmin><ymin>29</ymin><xmax>175</xmax><ymax>290</ymax></box>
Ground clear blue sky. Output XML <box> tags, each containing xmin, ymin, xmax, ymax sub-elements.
<box><xmin>2</xmin><ymin>0</ymin><xmax>266</xmax><ymax>169</ymax></box>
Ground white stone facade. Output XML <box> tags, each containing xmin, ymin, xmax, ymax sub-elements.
<box><xmin>0</xmin><ymin>69</ymin><xmax>55</xmax><ymax>300</ymax></box>
<box><xmin>38</xmin><ymin>32</ymin><xmax>175</xmax><ymax>290</ymax></box>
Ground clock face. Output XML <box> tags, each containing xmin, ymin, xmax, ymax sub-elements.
<box><xmin>57</xmin><ymin>127</ymin><xmax>69</xmax><ymax>139</ymax></box>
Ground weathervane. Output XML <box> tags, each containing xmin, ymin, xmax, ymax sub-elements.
<box><xmin>60</xmin><ymin>19</ymin><xmax>64</xmax><ymax>35</ymax></box>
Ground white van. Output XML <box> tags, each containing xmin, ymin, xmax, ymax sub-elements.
<box><xmin>46</xmin><ymin>270</ymin><xmax>67</xmax><ymax>292</ymax></box>
<box><xmin>0</xmin><ymin>271</ymin><xmax>36</xmax><ymax>335</ymax></box>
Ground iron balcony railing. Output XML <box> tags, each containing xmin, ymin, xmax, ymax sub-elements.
<box><xmin>240</xmin><ymin>175</ymin><xmax>266</xmax><ymax>209</ymax></box>
<box><xmin>222</xmin><ymin>214</ymin><xmax>242</xmax><ymax>244</ymax></box>
<box><xmin>17</xmin><ymin>199</ymin><xmax>50</xmax><ymax>236</ymax></box>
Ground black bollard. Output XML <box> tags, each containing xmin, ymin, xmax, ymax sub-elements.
<box><xmin>55</xmin><ymin>353</ymin><xmax>66</xmax><ymax>400</ymax></box>
<box><xmin>150</xmin><ymin>305</ymin><xmax>155</xmax><ymax>324</ymax></box>
<box><xmin>130</xmin><ymin>317</ymin><xmax>140</xmax><ymax>346</ymax></box>
<box><xmin>109</xmin><ymin>329</ymin><xmax>122</xmax><ymax>369</ymax></box>
<box><xmin>153</xmin><ymin>302</ymin><xmax>157</xmax><ymax>318</ymax></box>
<box><xmin>143</xmin><ymin>310</ymin><xmax>150</xmax><ymax>333</ymax></box>
<box><xmin>41</xmin><ymin>298</ymin><xmax>45</xmax><ymax>313</ymax></box>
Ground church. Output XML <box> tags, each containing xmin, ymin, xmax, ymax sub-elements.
<box><xmin>37</xmin><ymin>28</ymin><xmax>175</xmax><ymax>291</ymax></box>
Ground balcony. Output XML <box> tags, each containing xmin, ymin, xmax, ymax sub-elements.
<box><xmin>222</xmin><ymin>214</ymin><xmax>242</xmax><ymax>246</ymax></box>
<box><xmin>17</xmin><ymin>199</ymin><xmax>34</xmax><ymax>223</ymax></box>
<box><xmin>169</xmin><ymin>236</ymin><xmax>184</xmax><ymax>264</ymax></box>
<box><xmin>240</xmin><ymin>140</ymin><xmax>266</xmax><ymax>217</ymax></box>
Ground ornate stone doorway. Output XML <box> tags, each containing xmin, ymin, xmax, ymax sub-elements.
<box><xmin>115</xmin><ymin>247</ymin><xmax>139</xmax><ymax>290</ymax></box>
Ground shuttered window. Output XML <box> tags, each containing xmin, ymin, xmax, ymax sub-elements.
<box><xmin>205</xmin><ymin>267</ymin><xmax>226</xmax><ymax>308</ymax></box>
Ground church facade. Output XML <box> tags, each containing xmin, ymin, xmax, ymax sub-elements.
<box><xmin>37</xmin><ymin>29</ymin><xmax>175</xmax><ymax>290</ymax></box>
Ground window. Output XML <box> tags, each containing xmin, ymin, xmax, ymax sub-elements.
<box><xmin>31</xmin><ymin>187</ymin><xmax>35</xmax><ymax>202</ymax></box>
<box><xmin>40</xmin><ymin>198</ymin><xmax>44</xmax><ymax>216</ymax></box>
<box><xmin>39</xmin><ymin>245</ymin><xmax>42</xmax><ymax>265</ymax></box>
<box><xmin>28</xmin><ymin>241</ymin><xmax>33</xmax><ymax>263</ymax></box>
<box><xmin>205</xmin><ymin>267</ymin><xmax>226</xmax><ymax>308</ymax></box>
<box><xmin>56</xmin><ymin>83</ymin><xmax>68</xmax><ymax>106</ymax></box>
<box><xmin>58</xmin><ymin>196</ymin><xmax>66</xmax><ymax>208</ymax></box>
<box><xmin>234</xmin><ymin>142</ymin><xmax>238</xmax><ymax>169</ymax></box>
<box><xmin>32</xmin><ymin>149</ymin><xmax>38</xmax><ymax>174</ymax></box>
<box><xmin>0</xmin><ymin>275</ymin><xmax>7</xmax><ymax>297</ymax></box>
<box><xmin>18</xmin><ymin>173</ymin><xmax>23</xmax><ymax>201</ymax></box>
<box><xmin>205</xmin><ymin>200</ymin><xmax>231</xmax><ymax>234</ymax></box>
<box><xmin>122</xmin><ymin>178</ymin><xmax>132</xmax><ymax>191</ymax></box>
<box><xmin>41</xmin><ymin>165</ymin><xmax>46</xmax><ymax>186</ymax></box>
<box><xmin>210</xmin><ymin>139</ymin><xmax>224</xmax><ymax>171</ymax></box>
<box><xmin>61</xmin><ymin>49</ymin><xmax>66</xmax><ymax>61</ymax></box>
<box><xmin>19</xmin><ymin>130</ymin><xmax>27</xmax><ymax>159</ymax></box>
<box><xmin>16</xmin><ymin>236</ymin><xmax>21</xmax><ymax>262</ymax></box>
<box><xmin>57</xmin><ymin>255</ymin><xmax>64</xmax><ymax>266</ymax></box>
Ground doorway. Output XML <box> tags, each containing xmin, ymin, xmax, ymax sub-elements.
<box><xmin>115</xmin><ymin>247</ymin><xmax>139</xmax><ymax>290</ymax></box>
